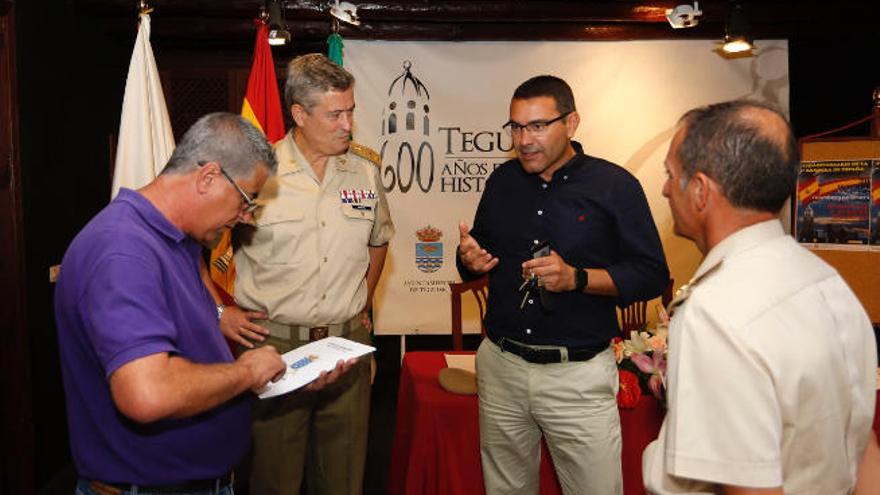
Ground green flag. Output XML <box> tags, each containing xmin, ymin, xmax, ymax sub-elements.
<box><xmin>327</xmin><ymin>32</ymin><xmax>344</xmax><ymax>66</ymax></box>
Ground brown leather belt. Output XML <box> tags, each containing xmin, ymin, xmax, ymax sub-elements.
<box><xmin>90</xmin><ymin>472</ymin><xmax>233</xmax><ymax>494</ymax></box>
<box><xmin>260</xmin><ymin>318</ymin><xmax>354</xmax><ymax>342</ymax></box>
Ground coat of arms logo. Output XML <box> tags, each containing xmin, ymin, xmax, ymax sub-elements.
<box><xmin>415</xmin><ymin>225</ymin><xmax>443</xmax><ymax>273</ymax></box>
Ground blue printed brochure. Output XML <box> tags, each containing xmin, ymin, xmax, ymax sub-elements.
<box><xmin>258</xmin><ymin>336</ymin><xmax>376</xmax><ymax>399</ymax></box>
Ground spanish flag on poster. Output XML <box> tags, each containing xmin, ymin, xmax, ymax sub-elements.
<box><xmin>797</xmin><ymin>175</ymin><xmax>818</xmax><ymax>205</ymax></box>
<box><xmin>209</xmin><ymin>21</ymin><xmax>285</xmax><ymax>296</ymax></box>
<box><xmin>111</xmin><ymin>11</ymin><xmax>175</xmax><ymax>199</ymax></box>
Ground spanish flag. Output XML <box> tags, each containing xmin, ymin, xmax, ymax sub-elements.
<box><xmin>797</xmin><ymin>176</ymin><xmax>819</xmax><ymax>205</ymax></box>
<box><xmin>209</xmin><ymin>21</ymin><xmax>285</xmax><ymax>297</ymax></box>
<box><xmin>240</xmin><ymin>22</ymin><xmax>286</xmax><ymax>142</ymax></box>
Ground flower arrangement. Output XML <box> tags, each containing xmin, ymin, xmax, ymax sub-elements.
<box><xmin>612</xmin><ymin>306</ymin><xmax>669</xmax><ymax>409</ymax></box>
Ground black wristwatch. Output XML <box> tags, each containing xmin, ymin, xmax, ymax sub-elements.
<box><xmin>573</xmin><ymin>267</ymin><xmax>588</xmax><ymax>292</ymax></box>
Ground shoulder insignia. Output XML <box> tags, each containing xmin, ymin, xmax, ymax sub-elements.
<box><xmin>349</xmin><ymin>142</ymin><xmax>381</xmax><ymax>167</ymax></box>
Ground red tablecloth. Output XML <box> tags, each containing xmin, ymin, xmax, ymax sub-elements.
<box><xmin>388</xmin><ymin>351</ymin><xmax>665</xmax><ymax>495</ymax></box>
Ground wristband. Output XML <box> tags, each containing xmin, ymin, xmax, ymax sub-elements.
<box><xmin>573</xmin><ymin>268</ymin><xmax>588</xmax><ymax>292</ymax></box>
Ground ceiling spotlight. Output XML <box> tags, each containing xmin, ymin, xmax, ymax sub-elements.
<box><xmin>722</xmin><ymin>2</ymin><xmax>754</xmax><ymax>54</ymax></box>
<box><xmin>267</xmin><ymin>0</ymin><xmax>290</xmax><ymax>46</ymax></box>
<box><xmin>666</xmin><ymin>2</ymin><xmax>702</xmax><ymax>29</ymax></box>
<box><xmin>330</xmin><ymin>1</ymin><xmax>360</xmax><ymax>27</ymax></box>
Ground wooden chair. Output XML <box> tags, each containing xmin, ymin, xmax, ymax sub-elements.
<box><xmin>662</xmin><ymin>278</ymin><xmax>674</xmax><ymax>308</ymax></box>
<box><xmin>618</xmin><ymin>279</ymin><xmax>674</xmax><ymax>336</ymax></box>
<box><xmin>619</xmin><ymin>300</ymin><xmax>648</xmax><ymax>335</ymax></box>
<box><xmin>449</xmin><ymin>275</ymin><xmax>489</xmax><ymax>350</ymax></box>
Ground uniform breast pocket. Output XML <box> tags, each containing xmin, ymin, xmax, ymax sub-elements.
<box><xmin>339</xmin><ymin>202</ymin><xmax>376</xmax><ymax>261</ymax></box>
<box><xmin>252</xmin><ymin>207</ymin><xmax>307</xmax><ymax>265</ymax></box>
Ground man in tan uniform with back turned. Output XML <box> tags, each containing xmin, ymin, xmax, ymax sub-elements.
<box><xmin>226</xmin><ymin>53</ymin><xmax>394</xmax><ymax>495</ymax></box>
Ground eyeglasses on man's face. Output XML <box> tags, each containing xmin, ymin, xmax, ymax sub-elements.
<box><xmin>502</xmin><ymin>112</ymin><xmax>571</xmax><ymax>136</ymax></box>
<box><xmin>199</xmin><ymin>161</ymin><xmax>260</xmax><ymax>214</ymax></box>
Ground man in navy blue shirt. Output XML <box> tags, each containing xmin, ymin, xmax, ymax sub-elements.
<box><xmin>458</xmin><ymin>75</ymin><xmax>668</xmax><ymax>494</ymax></box>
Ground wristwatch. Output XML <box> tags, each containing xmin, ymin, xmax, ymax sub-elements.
<box><xmin>573</xmin><ymin>267</ymin><xmax>588</xmax><ymax>292</ymax></box>
<box><xmin>216</xmin><ymin>304</ymin><xmax>225</xmax><ymax>322</ymax></box>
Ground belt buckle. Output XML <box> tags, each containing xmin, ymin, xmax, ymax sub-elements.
<box><xmin>309</xmin><ymin>326</ymin><xmax>329</xmax><ymax>341</ymax></box>
<box><xmin>88</xmin><ymin>481</ymin><xmax>123</xmax><ymax>495</ymax></box>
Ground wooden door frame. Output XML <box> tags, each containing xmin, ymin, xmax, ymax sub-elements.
<box><xmin>0</xmin><ymin>2</ymin><xmax>34</xmax><ymax>493</ymax></box>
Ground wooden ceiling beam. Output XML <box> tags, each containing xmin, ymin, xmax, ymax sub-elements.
<box><xmin>71</xmin><ymin>1</ymin><xmax>880</xmax><ymax>51</ymax></box>
<box><xmin>285</xmin><ymin>0</ymin><xmax>681</xmax><ymax>23</ymax></box>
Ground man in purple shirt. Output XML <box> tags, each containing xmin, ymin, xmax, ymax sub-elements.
<box><xmin>55</xmin><ymin>113</ymin><xmax>351</xmax><ymax>495</ymax></box>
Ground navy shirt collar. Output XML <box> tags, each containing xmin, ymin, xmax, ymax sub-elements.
<box><xmin>522</xmin><ymin>140</ymin><xmax>587</xmax><ymax>184</ymax></box>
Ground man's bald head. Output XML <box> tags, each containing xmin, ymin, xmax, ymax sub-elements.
<box><xmin>675</xmin><ymin>100</ymin><xmax>799</xmax><ymax>213</ymax></box>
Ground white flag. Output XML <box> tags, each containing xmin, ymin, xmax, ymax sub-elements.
<box><xmin>111</xmin><ymin>13</ymin><xmax>175</xmax><ymax>199</ymax></box>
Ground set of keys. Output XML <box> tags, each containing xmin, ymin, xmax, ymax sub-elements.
<box><xmin>518</xmin><ymin>274</ymin><xmax>539</xmax><ymax>310</ymax></box>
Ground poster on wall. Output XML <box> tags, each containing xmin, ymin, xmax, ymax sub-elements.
<box><xmin>871</xmin><ymin>164</ymin><xmax>880</xmax><ymax>247</ymax></box>
<box><xmin>795</xmin><ymin>159</ymin><xmax>873</xmax><ymax>248</ymax></box>
<box><xmin>345</xmin><ymin>39</ymin><xmax>790</xmax><ymax>335</ymax></box>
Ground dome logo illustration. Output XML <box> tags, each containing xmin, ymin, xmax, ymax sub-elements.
<box><xmin>380</xmin><ymin>61</ymin><xmax>436</xmax><ymax>194</ymax></box>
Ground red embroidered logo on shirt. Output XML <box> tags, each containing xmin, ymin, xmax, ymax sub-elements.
<box><xmin>578</xmin><ymin>215</ymin><xmax>586</xmax><ymax>222</ymax></box>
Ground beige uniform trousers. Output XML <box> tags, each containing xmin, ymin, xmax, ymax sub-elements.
<box><xmin>248</xmin><ymin>316</ymin><xmax>371</xmax><ymax>495</ymax></box>
<box><xmin>477</xmin><ymin>339</ymin><xmax>622</xmax><ymax>495</ymax></box>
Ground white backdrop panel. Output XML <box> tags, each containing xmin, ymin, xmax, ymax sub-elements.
<box><xmin>345</xmin><ymin>40</ymin><xmax>789</xmax><ymax>335</ymax></box>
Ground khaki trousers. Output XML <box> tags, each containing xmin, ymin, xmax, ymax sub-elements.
<box><xmin>249</xmin><ymin>316</ymin><xmax>371</xmax><ymax>495</ymax></box>
<box><xmin>477</xmin><ymin>339</ymin><xmax>622</xmax><ymax>495</ymax></box>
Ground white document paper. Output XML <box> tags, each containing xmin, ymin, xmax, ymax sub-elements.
<box><xmin>258</xmin><ymin>337</ymin><xmax>376</xmax><ymax>399</ymax></box>
<box><xmin>444</xmin><ymin>354</ymin><xmax>476</xmax><ymax>374</ymax></box>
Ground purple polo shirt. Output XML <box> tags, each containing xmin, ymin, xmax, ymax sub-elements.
<box><xmin>54</xmin><ymin>188</ymin><xmax>250</xmax><ymax>484</ymax></box>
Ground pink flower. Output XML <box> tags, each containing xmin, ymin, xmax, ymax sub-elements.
<box><xmin>630</xmin><ymin>351</ymin><xmax>667</xmax><ymax>400</ymax></box>
<box><xmin>656</xmin><ymin>305</ymin><xmax>670</xmax><ymax>326</ymax></box>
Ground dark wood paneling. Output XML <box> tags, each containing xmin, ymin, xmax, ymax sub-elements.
<box><xmin>73</xmin><ymin>1</ymin><xmax>880</xmax><ymax>51</ymax></box>
<box><xmin>0</xmin><ymin>4</ymin><xmax>33</xmax><ymax>494</ymax></box>
<box><xmin>10</xmin><ymin>1</ymin><xmax>879</xmax><ymax>493</ymax></box>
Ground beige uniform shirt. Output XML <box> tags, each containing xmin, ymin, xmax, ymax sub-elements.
<box><xmin>234</xmin><ymin>131</ymin><xmax>394</xmax><ymax>326</ymax></box>
<box><xmin>643</xmin><ymin>220</ymin><xmax>876</xmax><ymax>494</ymax></box>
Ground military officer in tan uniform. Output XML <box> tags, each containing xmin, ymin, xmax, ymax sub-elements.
<box><xmin>225</xmin><ymin>54</ymin><xmax>393</xmax><ymax>495</ymax></box>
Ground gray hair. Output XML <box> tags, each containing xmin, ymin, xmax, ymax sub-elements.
<box><xmin>676</xmin><ymin>100</ymin><xmax>798</xmax><ymax>213</ymax></box>
<box><xmin>160</xmin><ymin>112</ymin><xmax>277</xmax><ymax>179</ymax></box>
<box><xmin>284</xmin><ymin>53</ymin><xmax>354</xmax><ymax>120</ymax></box>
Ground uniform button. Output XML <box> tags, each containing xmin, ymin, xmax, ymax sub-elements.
<box><xmin>563</xmin><ymin>175</ymin><xmax>568</xmax><ymax>180</ymax></box>
<box><xmin>525</xmin><ymin>328</ymin><xmax>532</xmax><ymax>335</ymax></box>
<box><xmin>323</xmin><ymin>256</ymin><xmax>328</xmax><ymax>262</ymax></box>
<box><xmin>322</xmin><ymin>294</ymin><xmax>326</xmax><ymax>300</ymax></box>
<box><xmin>542</xmin><ymin>183</ymin><xmax>548</xmax><ymax>189</ymax></box>
<box><xmin>321</xmin><ymin>221</ymin><xmax>326</xmax><ymax>227</ymax></box>
<box><xmin>537</xmin><ymin>210</ymin><xmax>543</xmax><ymax>216</ymax></box>
<box><xmin>533</xmin><ymin>239</ymin><xmax>540</xmax><ymax>245</ymax></box>
<box><xmin>528</xmin><ymin>299</ymin><xmax>533</xmax><ymax>305</ymax></box>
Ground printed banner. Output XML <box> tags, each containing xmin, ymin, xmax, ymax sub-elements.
<box><xmin>346</xmin><ymin>40</ymin><xmax>790</xmax><ymax>335</ymax></box>
<box><xmin>872</xmin><ymin>165</ymin><xmax>880</xmax><ymax>246</ymax></box>
<box><xmin>796</xmin><ymin>159</ymin><xmax>876</xmax><ymax>247</ymax></box>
